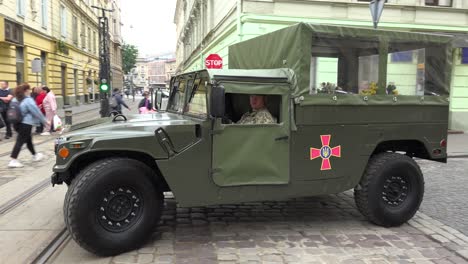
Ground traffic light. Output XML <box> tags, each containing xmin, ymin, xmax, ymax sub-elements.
<box><xmin>99</xmin><ymin>79</ymin><xmax>110</xmax><ymax>92</ymax></box>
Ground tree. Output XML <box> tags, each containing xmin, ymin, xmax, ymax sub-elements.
<box><xmin>122</xmin><ymin>44</ymin><xmax>139</xmax><ymax>74</ymax></box>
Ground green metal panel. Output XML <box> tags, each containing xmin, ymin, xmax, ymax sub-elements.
<box><xmin>212</xmin><ymin>123</ymin><xmax>290</xmax><ymax>186</ymax></box>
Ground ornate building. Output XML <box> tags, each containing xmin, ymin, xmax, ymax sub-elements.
<box><xmin>0</xmin><ymin>0</ymin><xmax>122</xmax><ymax>107</ymax></box>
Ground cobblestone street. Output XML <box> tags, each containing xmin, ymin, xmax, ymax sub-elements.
<box><xmin>419</xmin><ymin>158</ymin><xmax>468</xmax><ymax>236</ymax></box>
<box><xmin>52</xmin><ymin>191</ymin><xmax>468</xmax><ymax>264</ymax></box>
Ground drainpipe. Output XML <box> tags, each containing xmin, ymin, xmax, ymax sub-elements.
<box><xmin>237</xmin><ymin>0</ymin><xmax>242</xmax><ymax>41</ymax></box>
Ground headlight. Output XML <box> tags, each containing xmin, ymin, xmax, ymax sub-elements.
<box><xmin>54</xmin><ymin>137</ymin><xmax>69</xmax><ymax>153</ymax></box>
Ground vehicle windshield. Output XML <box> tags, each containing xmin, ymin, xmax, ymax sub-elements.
<box><xmin>167</xmin><ymin>80</ymin><xmax>186</xmax><ymax>113</ymax></box>
<box><xmin>167</xmin><ymin>75</ymin><xmax>208</xmax><ymax>118</ymax></box>
<box><xmin>185</xmin><ymin>78</ymin><xmax>208</xmax><ymax>118</ymax></box>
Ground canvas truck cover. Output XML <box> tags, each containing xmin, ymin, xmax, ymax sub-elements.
<box><xmin>205</xmin><ymin>68</ymin><xmax>297</xmax><ymax>95</ymax></box>
<box><xmin>228</xmin><ymin>23</ymin><xmax>453</xmax><ymax>99</ymax></box>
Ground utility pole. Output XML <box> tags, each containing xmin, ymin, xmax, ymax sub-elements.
<box><xmin>92</xmin><ymin>5</ymin><xmax>113</xmax><ymax>117</ymax></box>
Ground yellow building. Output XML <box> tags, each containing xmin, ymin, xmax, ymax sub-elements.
<box><xmin>0</xmin><ymin>0</ymin><xmax>121</xmax><ymax>107</ymax></box>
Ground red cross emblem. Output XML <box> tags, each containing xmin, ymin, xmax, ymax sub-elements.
<box><xmin>310</xmin><ymin>135</ymin><xmax>341</xmax><ymax>171</ymax></box>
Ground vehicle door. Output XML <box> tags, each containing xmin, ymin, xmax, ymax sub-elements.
<box><xmin>211</xmin><ymin>81</ymin><xmax>291</xmax><ymax>186</ymax></box>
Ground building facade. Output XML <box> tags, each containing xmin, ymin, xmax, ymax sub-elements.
<box><xmin>147</xmin><ymin>60</ymin><xmax>166</xmax><ymax>85</ymax></box>
<box><xmin>165</xmin><ymin>58</ymin><xmax>176</xmax><ymax>86</ymax></box>
<box><xmin>131</xmin><ymin>55</ymin><xmax>176</xmax><ymax>89</ymax></box>
<box><xmin>0</xmin><ymin>0</ymin><xmax>122</xmax><ymax>107</ymax></box>
<box><xmin>174</xmin><ymin>0</ymin><xmax>468</xmax><ymax>131</ymax></box>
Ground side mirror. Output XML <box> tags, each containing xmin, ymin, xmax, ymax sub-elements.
<box><xmin>210</xmin><ymin>84</ymin><xmax>225</xmax><ymax>118</ymax></box>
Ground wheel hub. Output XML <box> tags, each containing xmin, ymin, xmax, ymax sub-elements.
<box><xmin>382</xmin><ymin>175</ymin><xmax>410</xmax><ymax>206</ymax></box>
<box><xmin>98</xmin><ymin>187</ymin><xmax>142</xmax><ymax>232</ymax></box>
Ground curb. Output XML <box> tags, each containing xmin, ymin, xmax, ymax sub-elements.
<box><xmin>448</xmin><ymin>130</ymin><xmax>464</xmax><ymax>135</ymax></box>
<box><xmin>448</xmin><ymin>154</ymin><xmax>468</xmax><ymax>159</ymax></box>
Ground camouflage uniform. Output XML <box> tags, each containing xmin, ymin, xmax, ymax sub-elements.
<box><xmin>237</xmin><ymin>108</ymin><xmax>277</xmax><ymax>124</ymax></box>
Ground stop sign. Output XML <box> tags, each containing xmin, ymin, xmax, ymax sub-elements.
<box><xmin>205</xmin><ymin>54</ymin><xmax>223</xmax><ymax>69</ymax></box>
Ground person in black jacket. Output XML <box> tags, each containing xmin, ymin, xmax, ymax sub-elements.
<box><xmin>111</xmin><ymin>88</ymin><xmax>131</xmax><ymax>115</ymax></box>
<box><xmin>0</xmin><ymin>81</ymin><xmax>14</xmax><ymax>140</ymax></box>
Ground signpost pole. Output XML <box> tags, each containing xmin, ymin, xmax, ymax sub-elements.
<box><xmin>92</xmin><ymin>5</ymin><xmax>113</xmax><ymax>117</ymax></box>
<box><xmin>369</xmin><ymin>0</ymin><xmax>385</xmax><ymax>29</ymax></box>
<box><xmin>31</xmin><ymin>58</ymin><xmax>42</xmax><ymax>87</ymax></box>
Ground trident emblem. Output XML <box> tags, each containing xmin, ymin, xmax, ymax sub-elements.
<box><xmin>310</xmin><ymin>135</ymin><xmax>341</xmax><ymax>171</ymax></box>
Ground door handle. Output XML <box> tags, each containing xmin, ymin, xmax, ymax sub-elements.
<box><xmin>275</xmin><ymin>136</ymin><xmax>289</xmax><ymax>141</ymax></box>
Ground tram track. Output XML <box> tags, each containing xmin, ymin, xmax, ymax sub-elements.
<box><xmin>0</xmin><ymin>178</ymin><xmax>51</xmax><ymax>216</ymax></box>
<box><xmin>31</xmin><ymin>227</ymin><xmax>70</xmax><ymax>264</ymax></box>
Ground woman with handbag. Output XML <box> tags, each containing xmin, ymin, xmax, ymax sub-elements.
<box><xmin>8</xmin><ymin>83</ymin><xmax>49</xmax><ymax>168</ymax></box>
<box><xmin>41</xmin><ymin>86</ymin><xmax>57</xmax><ymax>136</ymax></box>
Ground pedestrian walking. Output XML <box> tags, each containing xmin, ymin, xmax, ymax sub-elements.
<box><xmin>88</xmin><ymin>86</ymin><xmax>93</xmax><ymax>102</ymax></box>
<box><xmin>110</xmin><ymin>88</ymin><xmax>131</xmax><ymax>115</ymax></box>
<box><xmin>0</xmin><ymin>81</ymin><xmax>14</xmax><ymax>140</ymax></box>
<box><xmin>41</xmin><ymin>86</ymin><xmax>57</xmax><ymax>136</ymax></box>
<box><xmin>35</xmin><ymin>87</ymin><xmax>47</xmax><ymax>134</ymax></box>
<box><xmin>8</xmin><ymin>83</ymin><xmax>48</xmax><ymax>168</ymax></box>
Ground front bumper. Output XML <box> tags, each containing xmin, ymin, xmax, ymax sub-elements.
<box><xmin>51</xmin><ymin>169</ymin><xmax>71</xmax><ymax>186</ymax></box>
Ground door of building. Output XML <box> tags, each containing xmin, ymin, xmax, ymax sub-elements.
<box><xmin>61</xmin><ymin>65</ymin><xmax>69</xmax><ymax>106</ymax></box>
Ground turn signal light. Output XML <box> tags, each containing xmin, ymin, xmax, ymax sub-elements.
<box><xmin>58</xmin><ymin>147</ymin><xmax>70</xmax><ymax>159</ymax></box>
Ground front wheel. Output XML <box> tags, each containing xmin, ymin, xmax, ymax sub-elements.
<box><xmin>354</xmin><ymin>152</ymin><xmax>424</xmax><ymax>227</ymax></box>
<box><xmin>64</xmin><ymin>158</ymin><xmax>164</xmax><ymax>256</ymax></box>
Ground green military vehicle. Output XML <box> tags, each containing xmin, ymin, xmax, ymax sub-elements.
<box><xmin>52</xmin><ymin>23</ymin><xmax>452</xmax><ymax>256</ymax></box>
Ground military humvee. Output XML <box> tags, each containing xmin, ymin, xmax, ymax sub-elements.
<box><xmin>52</xmin><ymin>23</ymin><xmax>452</xmax><ymax>256</ymax></box>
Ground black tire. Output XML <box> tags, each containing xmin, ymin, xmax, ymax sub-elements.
<box><xmin>64</xmin><ymin>158</ymin><xmax>164</xmax><ymax>256</ymax></box>
<box><xmin>354</xmin><ymin>152</ymin><xmax>424</xmax><ymax>227</ymax></box>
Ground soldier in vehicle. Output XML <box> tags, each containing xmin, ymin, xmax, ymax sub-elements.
<box><xmin>237</xmin><ymin>94</ymin><xmax>276</xmax><ymax>124</ymax></box>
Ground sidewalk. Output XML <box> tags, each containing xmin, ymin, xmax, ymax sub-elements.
<box><xmin>448</xmin><ymin>133</ymin><xmax>468</xmax><ymax>158</ymax></box>
<box><xmin>56</xmin><ymin>95</ymin><xmax>142</xmax><ymax>118</ymax></box>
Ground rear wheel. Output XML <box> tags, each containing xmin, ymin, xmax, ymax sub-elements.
<box><xmin>64</xmin><ymin>158</ymin><xmax>164</xmax><ymax>256</ymax></box>
<box><xmin>354</xmin><ymin>152</ymin><xmax>424</xmax><ymax>227</ymax></box>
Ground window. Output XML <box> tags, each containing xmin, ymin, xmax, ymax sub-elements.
<box><xmin>93</xmin><ymin>31</ymin><xmax>97</xmax><ymax>54</ymax></box>
<box><xmin>388</xmin><ymin>48</ymin><xmax>425</xmax><ymax>96</ymax></box>
<box><xmin>224</xmin><ymin>93</ymin><xmax>281</xmax><ymax>124</ymax></box>
<box><xmin>87</xmin><ymin>27</ymin><xmax>91</xmax><ymax>52</ymax></box>
<box><xmin>72</xmin><ymin>16</ymin><xmax>78</xmax><ymax>45</ymax></box>
<box><xmin>16</xmin><ymin>47</ymin><xmax>24</xmax><ymax>84</ymax></box>
<box><xmin>186</xmin><ymin>79</ymin><xmax>207</xmax><ymax>117</ymax></box>
<box><xmin>113</xmin><ymin>19</ymin><xmax>117</xmax><ymax>34</ymax></box>
<box><xmin>60</xmin><ymin>5</ymin><xmax>67</xmax><ymax>37</ymax></box>
<box><xmin>391</xmin><ymin>51</ymin><xmax>413</xmax><ymax>62</ymax></box>
<box><xmin>41</xmin><ymin>0</ymin><xmax>48</xmax><ymax>28</ymax></box>
<box><xmin>462</xmin><ymin>48</ymin><xmax>468</xmax><ymax>64</ymax></box>
<box><xmin>41</xmin><ymin>51</ymin><xmax>47</xmax><ymax>85</ymax></box>
<box><xmin>309</xmin><ymin>35</ymin><xmax>380</xmax><ymax>95</ymax></box>
<box><xmin>425</xmin><ymin>0</ymin><xmax>452</xmax><ymax>7</ymax></box>
<box><xmin>81</xmin><ymin>22</ymin><xmax>86</xmax><ymax>49</ymax></box>
<box><xmin>168</xmin><ymin>80</ymin><xmax>186</xmax><ymax>112</ymax></box>
<box><xmin>17</xmin><ymin>0</ymin><xmax>26</xmax><ymax>17</ymax></box>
